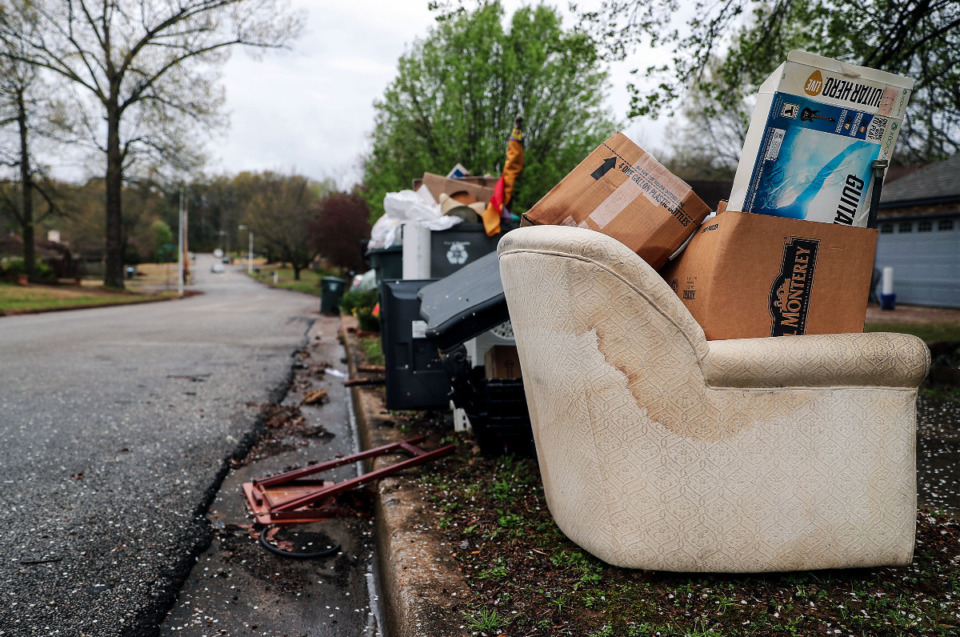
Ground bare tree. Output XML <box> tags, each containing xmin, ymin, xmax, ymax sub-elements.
<box><xmin>0</xmin><ymin>0</ymin><xmax>303</xmax><ymax>287</ymax></box>
<box><xmin>662</xmin><ymin>57</ymin><xmax>751</xmax><ymax>180</ymax></box>
<box><xmin>575</xmin><ymin>0</ymin><xmax>960</xmax><ymax>164</ymax></box>
<box><xmin>0</xmin><ymin>2</ymin><xmax>66</xmax><ymax>281</ymax></box>
<box><xmin>308</xmin><ymin>190</ymin><xmax>371</xmax><ymax>274</ymax></box>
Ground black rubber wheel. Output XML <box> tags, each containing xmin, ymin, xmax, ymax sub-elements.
<box><xmin>258</xmin><ymin>526</ymin><xmax>341</xmax><ymax>559</ymax></box>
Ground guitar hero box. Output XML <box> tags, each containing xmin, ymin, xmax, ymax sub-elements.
<box><xmin>522</xmin><ymin>132</ymin><xmax>711</xmax><ymax>269</ymax></box>
<box><xmin>728</xmin><ymin>50</ymin><xmax>913</xmax><ymax>227</ymax></box>
<box><xmin>660</xmin><ymin>208</ymin><xmax>878</xmax><ymax>340</ymax></box>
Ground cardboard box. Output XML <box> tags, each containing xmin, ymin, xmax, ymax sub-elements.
<box><xmin>660</xmin><ymin>209</ymin><xmax>878</xmax><ymax>340</ymax></box>
<box><xmin>522</xmin><ymin>133</ymin><xmax>711</xmax><ymax>269</ymax></box>
<box><xmin>729</xmin><ymin>50</ymin><xmax>913</xmax><ymax>227</ymax></box>
<box><xmin>413</xmin><ymin>175</ymin><xmax>498</xmax><ymax>192</ymax></box>
<box><xmin>419</xmin><ymin>173</ymin><xmax>495</xmax><ymax>207</ymax></box>
<box><xmin>484</xmin><ymin>345</ymin><xmax>522</xmax><ymax>379</ymax></box>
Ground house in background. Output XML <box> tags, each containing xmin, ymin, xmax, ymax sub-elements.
<box><xmin>0</xmin><ymin>232</ymin><xmax>77</xmax><ymax>279</ymax></box>
<box><xmin>875</xmin><ymin>154</ymin><xmax>960</xmax><ymax>308</ymax></box>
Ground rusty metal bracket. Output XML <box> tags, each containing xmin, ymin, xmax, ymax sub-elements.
<box><xmin>242</xmin><ymin>435</ymin><xmax>455</xmax><ymax>525</ymax></box>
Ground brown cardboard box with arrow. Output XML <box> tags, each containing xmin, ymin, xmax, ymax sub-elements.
<box><xmin>521</xmin><ymin>132</ymin><xmax>711</xmax><ymax>269</ymax></box>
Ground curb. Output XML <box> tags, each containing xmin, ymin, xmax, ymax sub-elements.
<box><xmin>341</xmin><ymin>317</ymin><xmax>472</xmax><ymax>637</ymax></box>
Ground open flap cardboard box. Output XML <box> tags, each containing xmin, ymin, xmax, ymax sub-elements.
<box><xmin>419</xmin><ymin>173</ymin><xmax>495</xmax><ymax>207</ymax></box>
<box><xmin>660</xmin><ymin>208</ymin><xmax>878</xmax><ymax>340</ymax></box>
<box><xmin>522</xmin><ymin>132</ymin><xmax>711</xmax><ymax>269</ymax></box>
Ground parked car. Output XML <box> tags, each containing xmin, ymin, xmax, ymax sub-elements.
<box><xmin>211</xmin><ymin>262</ymin><xmax>225</xmax><ymax>274</ymax></box>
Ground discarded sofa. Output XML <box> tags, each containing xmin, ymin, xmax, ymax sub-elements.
<box><xmin>497</xmin><ymin>225</ymin><xmax>931</xmax><ymax>573</ymax></box>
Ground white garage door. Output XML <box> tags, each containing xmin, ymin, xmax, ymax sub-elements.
<box><xmin>875</xmin><ymin>214</ymin><xmax>960</xmax><ymax>308</ymax></box>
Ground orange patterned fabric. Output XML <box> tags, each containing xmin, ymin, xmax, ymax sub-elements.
<box><xmin>482</xmin><ymin>126</ymin><xmax>524</xmax><ymax>236</ymax></box>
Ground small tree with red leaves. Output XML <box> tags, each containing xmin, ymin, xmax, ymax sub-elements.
<box><xmin>309</xmin><ymin>191</ymin><xmax>371</xmax><ymax>274</ymax></box>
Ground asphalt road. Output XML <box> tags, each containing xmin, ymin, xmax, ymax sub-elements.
<box><xmin>0</xmin><ymin>256</ymin><xmax>321</xmax><ymax>636</ymax></box>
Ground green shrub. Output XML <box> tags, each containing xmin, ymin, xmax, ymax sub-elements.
<box><xmin>4</xmin><ymin>258</ymin><xmax>56</xmax><ymax>281</ymax></box>
<box><xmin>356</xmin><ymin>306</ymin><xmax>380</xmax><ymax>332</ymax></box>
<box><xmin>339</xmin><ymin>288</ymin><xmax>377</xmax><ymax>314</ymax></box>
<box><xmin>340</xmin><ymin>288</ymin><xmax>380</xmax><ymax>332</ymax></box>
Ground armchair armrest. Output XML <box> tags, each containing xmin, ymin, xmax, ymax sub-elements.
<box><xmin>702</xmin><ymin>332</ymin><xmax>930</xmax><ymax>389</ymax></box>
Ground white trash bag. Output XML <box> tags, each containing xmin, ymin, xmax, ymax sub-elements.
<box><xmin>368</xmin><ymin>189</ymin><xmax>462</xmax><ymax>249</ymax></box>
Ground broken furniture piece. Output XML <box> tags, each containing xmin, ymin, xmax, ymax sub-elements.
<box><xmin>418</xmin><ymin>251</ymin><xmax>534</xmax><ymax>456</ymax></box>
<box><xmin>242</xmin><ymin>436</ymin><xmax>455</xmax><ymax>526</ymax></box>
<box><xmin>498</xmin><ymin>226</ymin><xmax>931</xmax><ymax>572</ymax></box>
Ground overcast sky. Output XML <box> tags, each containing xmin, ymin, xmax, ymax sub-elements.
<box><xmin>205</xmin><ymin>0</ymin><xmax>669</xmax><ymax>190</ymax></box>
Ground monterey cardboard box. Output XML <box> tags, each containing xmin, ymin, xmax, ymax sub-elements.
<box><xmin>729</xmin><ymin>50</ymin><xmax>913</xmax><ymax>227</ymax></box>
<box><xmin>661</xmin><ymin>205</ymin><xmax>878</xmax><ymax>340</ymax></box>
<box><xmin>522</xmin><ymin>132</ymin><xmax>711</xmax><ymax>269</ymax></box>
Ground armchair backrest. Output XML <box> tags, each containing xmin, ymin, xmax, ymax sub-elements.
<box><xmin>498</xmin><ymin>226</ymin><xmax>715</xmax><ymax>436</ymax></box>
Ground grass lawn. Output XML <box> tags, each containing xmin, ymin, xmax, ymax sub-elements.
<box><xmin>126</xmin><ymin>262</ymin><xmax>183</xmax><ymax>290</ymax></box>
<box><xmin>359</xmin><ymin>336</ymin><xmax>385</xmax><ymax>366</ymax></box>
<box><xmin>0</xmin><ymin>282</ymin><xmax>171</xmax><ymax>314</ymax></box>
<box><xmin>865</xmin><ymin>322</ymin><xmax>960</xmax><ymax>343</ymax></box>
<box><xmin>414</xmin><ymin>443</ymin><xmax>960</xmax><ymax>637</ymax></box>
<box><xmin>250</xmin><ymin>264</ymin><xmax>343</xmax><ymax>296</ymax></box>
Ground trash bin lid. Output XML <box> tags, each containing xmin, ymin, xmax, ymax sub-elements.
<box><xmin>417</xmin><ymin>250</ymin><xmax>509</xmax><ymax>353</ymax></box>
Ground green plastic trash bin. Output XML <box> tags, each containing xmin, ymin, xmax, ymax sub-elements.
<box><xmin>367</xmin><ymin>246</ymin><xmax>403</xmax><ymax>284</ymax></box>
<box><xmin>320</xmin><ymin>276</ymin><xmax>348</xmax><ymax>314</ymax></box>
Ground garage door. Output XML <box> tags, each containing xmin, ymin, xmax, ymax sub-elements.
<box><xmin>875</xmin><ymin>214</ymin><xmax>960</xmax><ymax>308</ymax></box>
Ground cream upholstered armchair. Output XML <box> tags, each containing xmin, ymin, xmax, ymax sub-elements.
<box><xmin>497</xmin><ymin>226</ymin><xmax>930</xmax><ymax>573</ymax></box>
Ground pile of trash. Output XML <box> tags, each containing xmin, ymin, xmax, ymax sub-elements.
<box><xmin>522</xmin><ymin>50</ymin><xmax>914</xmax><ymax>340</ymax></box>
<box><xmin>368</xmin><ymin>118</ymin><xmax>525</xmax><ymax>251</ymax></box>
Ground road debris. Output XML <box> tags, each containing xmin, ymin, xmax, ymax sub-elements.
<box><xmin>303</xmin><ymin>389</ymin><xmax>329</xmax><ymax>405</ymax></box>
<box><xmin>242</xmin><ymin>435</ymin><xmax>455</xmax><ymax>526</ymax></box>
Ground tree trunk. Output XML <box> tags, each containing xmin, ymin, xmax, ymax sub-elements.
<box><xmin>17</xmin><ymin>90</ymin><xmax>34</xmax><ymax>283</ymax></box>
<box><xmin>104</xmin><ymin>100</ymin><xmax>124</xmax><ymax>289</ymax></box>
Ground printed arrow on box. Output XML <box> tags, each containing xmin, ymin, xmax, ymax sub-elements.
<box><xmin>591</xmin><ymin>156</ymin><xmax>617</xmax><ymax>180</ymax></box>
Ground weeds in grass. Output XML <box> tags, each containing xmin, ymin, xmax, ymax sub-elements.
<box><xmin>923</xmin><ymin>385</ymin><xmax>960</xmax><ymax>402</ymax></box>
<box><xmin>358</xmin><ymin>337</ymin><xmax>384</xmax><ymax>366</ymax></box>
<box><xmin>478</xmin><ymin>557</ymin><xmax>509</xmax><ymax>581</ymax></box>
<box><xmin>462</xmin><ymin>606</ymin><xmax>508</xmax><ymax>632</ymax></box>
<box><xmin>864</xmin><ymin>321</ymin><xmax>960</xmax><ymax>343</ymax></box>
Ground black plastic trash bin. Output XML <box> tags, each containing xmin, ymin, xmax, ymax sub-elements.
<box><xmin>463</xmin><ymin>375</ymin><xmax>533</xmax><ymax>457</ymax></box>
<box><xmin>380</xmin><ymin>279</ymin><xmax>451</xmax><ymax>411</ymax></box>
<box><xmin>320</xmin><ymin>276</ymin><xmax>348</xmax><ymax>314</ymax></box>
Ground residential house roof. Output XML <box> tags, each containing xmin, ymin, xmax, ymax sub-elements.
<box><xmin>880</xmin><ymin>154</ymin><xmax>960</xmax><ymax>207</ymax></box>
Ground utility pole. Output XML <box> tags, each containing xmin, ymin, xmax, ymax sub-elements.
<box><xmin>239</xmin><ymin>225</ymin><xmax>253</xmax><ymax>274</ymax></box>
<box><xmin>177</xmin><ymin>188</ymin><xmax>188</xmax><ymax>296</ymax></box>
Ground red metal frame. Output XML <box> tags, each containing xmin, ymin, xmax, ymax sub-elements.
<box><xmin>242</xmin><ymin>435</ymin><xmax>455</xmax><ymax>525</ymax></box>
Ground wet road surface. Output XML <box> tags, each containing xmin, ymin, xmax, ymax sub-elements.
<box><xmin>0</xmin><ymin>257</ymin><xmax>319</xmax><ymax>635</ymax></box>
<box><xmin>161</xmin><ymin>316</ymin><xmax>381</xmax><ymax>636</ymax></box>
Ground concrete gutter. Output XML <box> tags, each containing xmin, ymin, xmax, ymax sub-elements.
<box><xmin>341</xmin><ymin>316</ymin><xmax>472</xmax><ymax>637</ymax></box>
